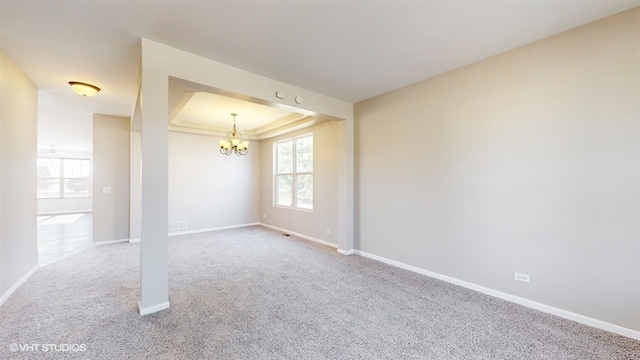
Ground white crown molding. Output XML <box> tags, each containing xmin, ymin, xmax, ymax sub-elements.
<box><xmin>168</xmin><ymin>115</ymin><xmax>323</xmax><ymax>141</ymax></box>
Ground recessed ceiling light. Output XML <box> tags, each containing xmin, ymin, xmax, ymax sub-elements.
<box><xmin>68</xmin><ymin>81</ymin><xmax>100</xmax><ymax>97</ymax></box>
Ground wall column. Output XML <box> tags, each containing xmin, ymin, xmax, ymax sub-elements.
<box><xmin>337</xmin><ymin>115</ymin><xmax>355</xmax><ymax>254</ymax></box>
<box><xmin>135</xmin><ymin>38</ymin><xmax>354</xmax><ymax>314</ymax></box>
<box><xmin>138</xmin><ymin>44</ymin><xmax>169</xmax><ymax>315</ymax></box>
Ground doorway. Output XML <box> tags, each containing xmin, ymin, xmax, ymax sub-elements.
<box><xmin>37</xmin><ymin>109</ymin><xmax>94</xmax><ymax>266</ymax></box>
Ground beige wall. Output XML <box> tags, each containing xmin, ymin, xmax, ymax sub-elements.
<box><xmin>93</xmin><ymin>114</ymin><xmax>130</xmax><ymax>243</ymax></box>
<box><xmin>260</xmin><ymin>121</ymin><xmax>339</xmax><ymax>245</ymax></box>
<box><xmin>130</xmin><ymin>131</ymin><xmax>141</xmax><ymax>240</ymax></box>
<box><xmin>38</xmin><ymin>197</ymin><xmax>92</xmax><ymax>215</ymax></box>
<box><xmin>135</xmin><ymin>38</ymin><xmax>353</xmax><ymax>312</ymax></box>
<box><xmin>355</xmin><ymin>8</ymin><xmax>639</xmax><ymax>331</ymax></box>
<box><xmin>169</xmin><ymin>131</ymin><xmax>260</xmax><ymax>232</ymax></box>
<box><xmin>0</xmin><ymin>50</ymin><xmax>38</xmax><ymax>300</ymax></box>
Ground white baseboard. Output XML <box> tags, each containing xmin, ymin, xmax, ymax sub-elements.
<box><xmin>354</xmin><ymin>250</ymin><xmax>640</xmax><ymax>340</ymax></box>
<box><xmin>37</xmin><ymin>210</ymin><xmax>92</xmax><ymax>216</ymax></box>
<box><xmin>0</xmin><ymin>264</ymin><xmax>39</xmax><ymax>307</ymax></box>
<box><xmin>259</xmin><ymin>223</ymin><xmax>338</xmax><ymax>249</ymax></box>
<box><xmin>337</xmin><ymin>249</ymin><xmax>355</xmax><ymax>255</ymax></box>
<box><xmin>130</xmin><ymin>223</ymin><xmax>261</xmax><ymax>242</ymax></box>
<box><xmin>138</xmin><ymin>301</ymin><xmax>170</xmax><ymax>316</ymax></box>
<box><xmin>94</xmin><ymin>238</ymin><xmax>130</xmax><ymax>246</ymax></box>
<box><xmin>169</xmin><ymin>222</ymin><xmax>260</xmax><ymax>237</ymax></box>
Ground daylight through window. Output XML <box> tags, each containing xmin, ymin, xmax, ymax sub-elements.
<box><xmin>274</xmin><ymin>134</ymin><xmax>313</xmax><ymax>210</ymax></box>
<box><xmin>37</xmin><ymin>157</ymin><xmax>91</xmax><ymax>199</ymax></box>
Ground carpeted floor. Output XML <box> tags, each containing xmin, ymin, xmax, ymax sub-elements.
<box><xmin>1</xmin><ymin>226</ymin><xmax>638</xmax><ymax>359</ymax></box>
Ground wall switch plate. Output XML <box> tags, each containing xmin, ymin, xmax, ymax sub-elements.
<box><xmin>514</xmin><ymin>272</ymin><xmax>530</xmax><ymax>283</ymax></box>
<box><xmin>102</xmin><ymin>187</ymin><xmax>111</xmax><ymax>193</ymax></box>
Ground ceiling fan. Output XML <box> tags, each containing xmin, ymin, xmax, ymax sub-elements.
<box><xmin>38</xmin><ymin>145</ymin><xmax>73</xmax><ymax>158</ymax></box>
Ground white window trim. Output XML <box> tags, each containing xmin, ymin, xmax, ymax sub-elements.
<box><xmin>37</xmin><ymin>157</ymin><xmax>92</xmax><ymax>200</ymax></box>
<box><xmin>274</xmin><ymin>133</ymin><xmax>313</xmax><ymax>211</ymax></box>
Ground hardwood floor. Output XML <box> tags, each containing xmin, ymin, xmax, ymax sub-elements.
<box><xmin>37</xmin><ymin>213</ymin><xmax>92</xmax><ymax>266</ymax></box>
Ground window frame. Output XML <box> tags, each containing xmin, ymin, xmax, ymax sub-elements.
<box><xmin>273</xmin><ymin>133</ymin><xmax>313</xmax><ymax>211</ymax></box>
<box><xmin>37</xmin><ymin>157</ymin><xmax>91</xmax><ymax>199</ymax></box>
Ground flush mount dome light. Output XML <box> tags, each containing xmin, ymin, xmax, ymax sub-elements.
<box><xmin>68</xmin><ymin>81</ymin><xmax>100</xmax><ymax>97</ymax></box>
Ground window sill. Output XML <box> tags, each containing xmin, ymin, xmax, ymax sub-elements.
<box><xmin>274</xmin><ymin>204</ymin><xmax>313</xmax><ymax>213</ymax></box>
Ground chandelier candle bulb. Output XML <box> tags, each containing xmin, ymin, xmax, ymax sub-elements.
<box><xmin>219</xmin><ymin>113</ymin><xmax>249</xmax><ymax>156</ymax></box>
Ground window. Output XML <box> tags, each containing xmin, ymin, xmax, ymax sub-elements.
<box><xmin>274</xmin><ymin>134</ymin><xmax>313</xmax><ymax>210</ymax></box>
<box><xmin>37</xmin><ymin>157</ymin><xmax>91</xmax><ymax>199</ymax></box>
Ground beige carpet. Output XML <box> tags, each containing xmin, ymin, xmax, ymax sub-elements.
<box><xmin>1</xmin><ymin>226</ymin><xmax>638</xmax><ymax>359</ymax></box>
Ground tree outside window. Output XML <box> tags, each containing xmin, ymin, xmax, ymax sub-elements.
<box><xmin>274</xmin><ymin>134</ymin><xmax>313</xmax><ymax>210</ymax></box>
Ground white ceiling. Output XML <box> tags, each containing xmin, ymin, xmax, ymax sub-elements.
<box><xmin>1</xmin><ymin>1</ymin><xmax>638</xmax><ymax>150</ymax></box>
<box><xmin>174</xmin><ymin>93</ymin><xmax>289</xmax><ymax>130</ymax></box>
<box><xmin>170</xmin><ymin>91</ymin><xmax>303</xmax><ymax>135</ymax></box>
<box><xmin>37</xmin><ymin>105</ymin><xmax>93</xmax><ymax>152</ymax></box>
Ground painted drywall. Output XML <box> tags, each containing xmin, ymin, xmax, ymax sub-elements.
<box><xmin>136</xmin><ymin>40</ymin><xmax>170</xmax><ymax>314</ymax></box>
<box><xmin>38</xmin><ymin>197</ymin><xmax>92</xmax><ymax>215</ymax></box>
<box><xmin>136</xmin><ymin>39</ymin><xmax>353</xmax><ymax>250</ymax></box>
<box><xmin>93</xmin><ymin>114</ymin><xmax>130</xmax><ymax>243</ymax></box>
<box><xmin>129</xmin><ymin>130</ymin><xmax>260</xmax><ymax>238</ymax></box>
<box><xmin>0</xmin><ymin>49</ymin><xmax>38</xmax><ymax>300</ymax></box>
<box><xmin>355</xmin><ymin>8</ymin><xmax>639</xmax><ymax>332</ymax></box>
<box><xmin>260</xmin><ymin>121</ymin><xmax>339</xmax><ymax>244</ymax></box>
<box><xmin>134</xmin><ymin>38</ymin><xmax>354</xmax><ymax>314</ymax></box>
<box><xmin>130</xmin><ymin>131</ymin><xmax>141</xmax><ymax>241</ymax></box>
<box><xmin>169</xmin><ymin>131</ymin><xmax>260</xmax><ymax>231</ymax></box>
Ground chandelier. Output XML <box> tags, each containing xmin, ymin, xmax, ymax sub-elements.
<box><xmin>219</xmin><ymin>113</ymin><xmax>249</xmax><ymax>156</ymax></box>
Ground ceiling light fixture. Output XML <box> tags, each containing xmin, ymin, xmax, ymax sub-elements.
<box><xmin>219</xmin><ymin>113</ymin><xmax>249</xmax><ymax>156</ymax></box>
<box><xmin>68</xmin><ymin>81</ymin><xmax>100</xmax><ymax>97</ymax></box>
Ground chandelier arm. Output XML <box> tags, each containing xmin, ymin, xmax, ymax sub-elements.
<box><xmin>219</xmin><ymin>112</ymin><xmax>248</xmax><ymax>156</ymax></box>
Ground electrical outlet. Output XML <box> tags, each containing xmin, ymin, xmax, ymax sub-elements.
<box><xmin>263</xmin><ymin>214</ymin><xmax>267</xmax><ymax>219</ymax></box>
<box><xmin>514</xmin><ymin>272</ymin><xmax>530</xmax><ymax>283</ymax></box>
<box><xmin>170</xmin><ymin>221</ymin><xmax>187</xmax><ymax>231</ymax></box>
<box><xmin>326</xmin><ymin>229</ymin><xmax>331</xmax><ymax>234</ymax></box>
